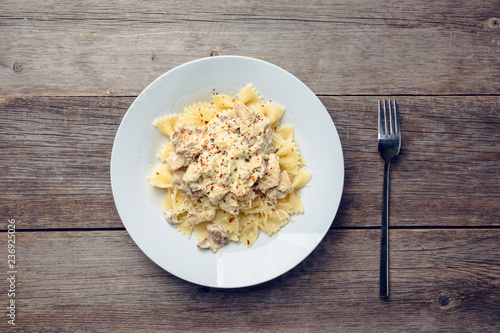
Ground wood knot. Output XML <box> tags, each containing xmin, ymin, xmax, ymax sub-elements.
<box><xmin>437</xmin><ymin>294</ymin><xmax>450</xmax><ymax>307</ymax></box>
<box><xmin>207</xmin><ymin>49</ymin><xmax>221</xmax><ymax>57</ymax></box>
<box><xmin>13</xmin><ymin>62</ymin><xmax>22</xmax><ymax>73</ymax></box>
<box><xmin>488</xmin><ymin>18</ymin><xmax>499</xmax><ymax>28</ymax></box>
<box><xmin>433</xmin><ymin>291</ymin><xmax>455</xmax><ymax>310</ymax></box>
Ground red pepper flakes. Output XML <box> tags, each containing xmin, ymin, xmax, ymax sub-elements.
<box><xmin>228</xmin><ymin>217</ymin><xmax>234</xmax><ymax>224</ymax></box>
<box><xmin>247</xmin><ymin>240</ymin><xmax>250</xmax><ymax>245</ymax></box>
<box><xmin>156</xmin><ymin>172</ymin><xmax>160</xmax><ymax>175</ymax></box>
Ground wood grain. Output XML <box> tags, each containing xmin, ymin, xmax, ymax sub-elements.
<box><xmin>1</xmin><ymin>229</ymin><xmax>498</xmax><ymax>332</ymax></box>
<box><xmin>1</xmin><ymin>1</ymin><xmax>499</xmax><ymax>331</ymax></box>
<box><xmin>0</xmin><ymin>97</ymin><xmax>125</xmax><ymax>230</ymax></box>
<box><xmin>1</xmin><ymin>0</ymin><xmax>499</xmax><ymax>96</ymax></box>
<box><xmin>326</xmin><ymin>96</ymin><xmax>500</xmax><ymax>228</ymax></box>
<box><xmin>1</xmin><ymin>96</ymin><xmax>498</xmax><ymax>230</ymax></box>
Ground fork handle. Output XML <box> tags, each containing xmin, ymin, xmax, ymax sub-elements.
<box><xmin>380</xmin><ymin>161</ymin><xmax>390</xmax><ymax>299</ymax></box>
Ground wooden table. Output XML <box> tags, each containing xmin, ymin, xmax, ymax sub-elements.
<box><xmin>1</xmin><ymin>1</ymin><xmax>499</xmax><ymax>331</ymax></box>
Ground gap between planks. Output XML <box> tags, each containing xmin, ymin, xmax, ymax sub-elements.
<box><xmin>2</xmin><ymin>93</ymin><xmax>500</xmax><ymax>98</ymax></box>
<box><xmin>2</xmin><ymin>225</ymin><xmax>500</xmax><ymax>233</ymax></box>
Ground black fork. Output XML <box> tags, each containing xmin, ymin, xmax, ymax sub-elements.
<box><xmin>377</xmin><ymin>99</ymin><xmax>401</xmax><ymax>299</ymax></box>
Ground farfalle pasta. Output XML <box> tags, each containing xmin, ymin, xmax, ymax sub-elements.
<box><xmin>148</xmin><ymin>85</ymin><xmax>312</xmax><ymax>252</ymax></box>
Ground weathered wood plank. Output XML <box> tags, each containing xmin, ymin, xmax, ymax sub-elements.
<box><xmin>1</xmin><ymin>96</ymin><xmax>498</xmax><ymax>229</ymax></box>
<box><xmin>1</xmin><ymin>229</ymin><xmax>498</xmax><ymax>331</ymax></box>
<box><xmin>1</xmin><ymin>0</ymin><xmax>499</xmax><ymax>96</ymax></box>
<box><xmin>0</xmin><ymin>97</ymin><xmax>124</xmax><ymax>229</ymax></box>
<box><xmin>328</xmin><ymin>96</ymin><xmax>500</xmax><ymax>228</ymax></box>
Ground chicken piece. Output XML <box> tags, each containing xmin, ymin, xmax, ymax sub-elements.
<box><xmin>164</xmin><ymin>152</ymin><xmax>188</xmax><ymax>171</ymax></box>
<box><xmin>256</xmin><ymin>154</ymin><xmax>281</xmax><ymax>192</ymax></box>
<box><xmin>248</xmin><ymin>153</ymin><xmax>263</xmax><ymax>170</ymax></box>
<box><xmin>183</xmin><ymin>163</ymin><xmax>202</xmax><ymax>182</ymax></box>
<box><xmin>236</xmin><ymin>190</ymin><xmax>256</xmax><ymax>202</ymax></box>
<box><xmin>197</xmin><ymin>224</ymin><xmax>230</xmax><ymax>252</ymax></box>
<box><xmin>207</xmin><ymin>185</ymin><xmax>230</xmax><ymax>203</ymax></box>
<box><xmin>165</xmin><ymin>209</ymin><xmax>182</xmax><ymax>225</ymax></box>
<box><xmin>254</xmin><ymin>116</ymin><xmax>271</xmax><ymax>135</ymax></box>
<box><xmin>172</xmin><ymin>170</ymin><xmax>185</xmax><ymax>188</ymax></box>
<box><xmin>260</xmin><ymin>135</ymin><xmax>276</xmax><ymax>155</ymax></box>
<box><xmin>266</xmin><ymin>170</ymin><xmax>293</xmax><ymax>203</ymax></box>
<box><xmin>219</xmin><ymin>193</ymin><xmax>239</xmax><ymax>215</ymax></box>
<box><xmin>265</xmin><ymin>187</ymin><xmax>278</xmax><ymax>203</ymax></box>
<box><xmin>276</xmin><ymin>170</ymin><xmax>293</xmax><ymax>199</ymax></box>
<box><xmin>186</xmin><ymin>208</ymin><xmax>216</xmax><ymax>225</ymax></box>
<box><xmin>170</xmin><ymin>122</ymin><xmax>205</xmax><ymax>158</ymax></box>
<box><xmin>250</xmin><ymin>131</ymin><xmax>271</xmax><ymax>154</ymax></box>
<box><xmin>233</xmin><ymin>101</ymin><xmax>256</xmax><ymax>124</ymax></box>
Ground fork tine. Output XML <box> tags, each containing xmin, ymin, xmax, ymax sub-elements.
<box><xmin>393</xmin><ymin>100</ymin><xmax>399</xmax><ymax>135</ymax></box>
<box><xmin>378</xmin><ymin>100</ymin><xmax>384</xmax><ymax>137</ymax></box>
<box><xmin>383</xmin><ymin>100</ymin><xmax>388</xmax><ymax>136</ymax></box>
<box><xmin>388</xmin><ymin>99</ymin><xmax>393</xmax><ymax>135</ymax></box>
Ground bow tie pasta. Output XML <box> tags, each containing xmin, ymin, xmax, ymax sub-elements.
<box><xmin>148</xmin><ymin>85</ymin><xmax>312</xmax><ymax>252</ymax></box>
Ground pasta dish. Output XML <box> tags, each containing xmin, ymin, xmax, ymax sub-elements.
<box><xmin>148</xmin><ymin>85</ymin><xmax>312</xmax><ymax>252</ymax></box>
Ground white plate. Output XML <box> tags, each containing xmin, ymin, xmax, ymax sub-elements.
<box><xmin>110</xmin><ymin>56</ymin><xmax>344</xmax><ymax>288</ymax></box>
